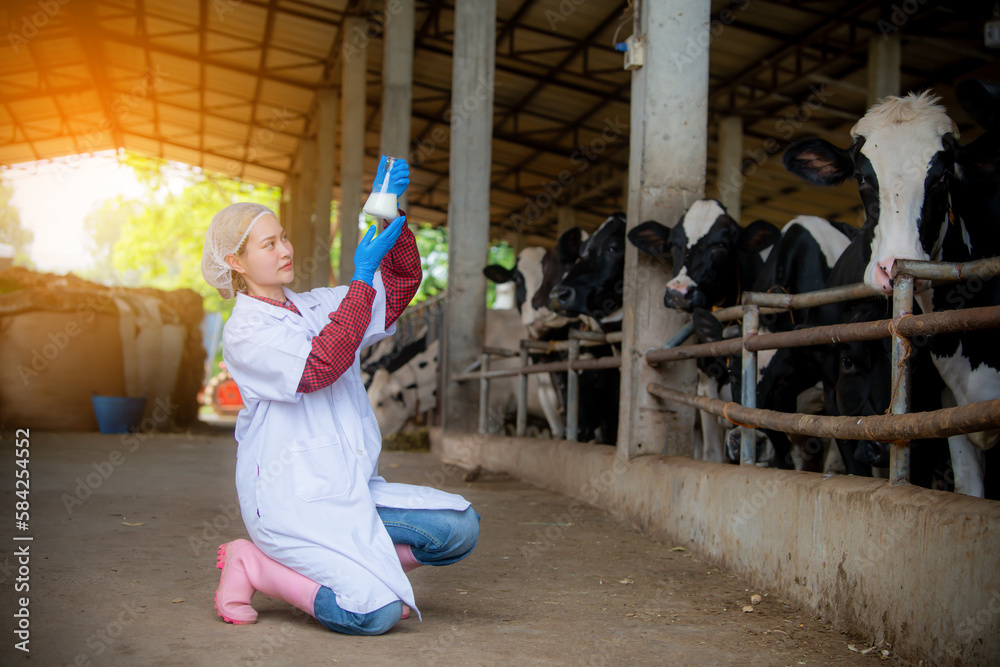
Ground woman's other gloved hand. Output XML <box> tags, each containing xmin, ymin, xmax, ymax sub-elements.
<box><xmin>375</xmin><ymin>156</ymin><xmax>410</xmax><ymax>197</ymax></box>
<box><xmin>352</xmin><ymin>215</ymin><xmax>407</xmax><ymax>286</ymax></box>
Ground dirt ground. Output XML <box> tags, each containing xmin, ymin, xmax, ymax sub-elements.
<box><xmin>0</xmin><ymin>423</ymin><xmax>914</xmax><ymax>666</ymax></box>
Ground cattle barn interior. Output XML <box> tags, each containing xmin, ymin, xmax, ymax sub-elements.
<box><xmin>2</xmin><ymin>1</ymin><xmax>1000</xmax><ymax>665</ymax></box>
<box><xmin>4</xmin><ymin>0</ymin><xmax>999</xmax><ymax>247</ymax></box>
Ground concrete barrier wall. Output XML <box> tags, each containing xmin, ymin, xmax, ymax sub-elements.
<box><xmin>434</xmin><ymin>431</ymin><xmax>1000</xmax><ymax>666</ymax></box>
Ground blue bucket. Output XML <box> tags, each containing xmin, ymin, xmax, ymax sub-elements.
<box><xmin>91</xmin><ymin>395</ymin><xmax>148</xmax><ymax>434</ymax></box>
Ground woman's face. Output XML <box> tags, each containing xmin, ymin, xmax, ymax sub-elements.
<box><xmin>228</xmin><ymin>214</ymin><xmax>294</xmax><ymax>291</ymax></box>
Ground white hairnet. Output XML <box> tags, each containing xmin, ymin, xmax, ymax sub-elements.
<box><xmin>201</xmin><ymin>202</ymin><xmax>276</xmax><ymax>299</ymax></box>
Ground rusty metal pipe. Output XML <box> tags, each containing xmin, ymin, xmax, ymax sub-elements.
<box><xmin>516</xmin><ymin>345</ymin><xmax>528</xmax><ymax>437</ymax></box>
<box><xmin>890</xmin><ymin>274</ymin><xmax>914</xmax><ymax>485</ymax></box>
<box><xmin>711</xmin><ymin>304</ymin><xmax>787</xmax><ymax>322</ymax></box>
<box><xmin>566</xmin><ymin>339</ymin><xmax>580</xmax><ymax>442</ymax></box>
<box><xmin>520</xmin><ymin>338</ymin><xmax>611</xmax><ymax>352</ymax></box>
<box><xmin>744</xmin><ymin>305</ymin><xmax>1000</xmax><ymax>352</ymax></box>
<box><xmin>893</xmin><ymin>256</ymin><xmax>1000</xmax><ymax>282</ymax></box>
<box><xmin>647</xmin><ymin>305</ymin><xmax>1000</xmax><ymax>365</ymax></box>
<box><xmin>483</xmin><ymin>345</ymin><xmax>518</xmax><ymax>358</ymax></box>
<box><xmin>742</xmin><ymin>282</ymin><xmax>879</xmax><ymax>310</ymax></box>
<box><xmin>452</xmin><ymin>355</ymin><xmax>621</xmax><ymax>382</ymax></box>
<box><xmin>740</xmin><ymin>305</ymin><xmax>760</xmax><ymax>465</ymax></box>
<box><xmin>569</xmin><ymin>329</ymin><xmax>624</xmax><ymax>344</ymax></box>
<box><xmin>646</xmin><ymin>383</ymin><xmax>1000</xmax><ymax>442</ymax></box>
<box><xmin>646</xmin><ymin>338</ymin><xmax>742</xmax><ymax>364</ymax></box>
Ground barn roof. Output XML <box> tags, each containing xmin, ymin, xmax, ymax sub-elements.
<box><xmin>1</xmin><ymin>0</ymin><xmax>998</xmax><ymax>243</ymax></box>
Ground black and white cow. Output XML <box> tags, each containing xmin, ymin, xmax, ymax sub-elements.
<box><xmin>483</xmin><ymin>227</ymin><xmax>587</xmax><ymax>338</ymax></box>
<box><xmin>629</xmin><ymin>200</ymin><xmax>853</xmax><ymax>467</ymax></box>
<box><xmin>550</xmin><ymin>213</ymin><xmax>629</xmax><ymax>330</ymax></box>
<box><xmin>361</xmin><ymin>321</ymin><xmax>431</xmax><ymax>388</ymax></box>
<box><xmin>783</xmin><ymin>85</ymin><xmax>1000</xmax><ymax>498</ymax></box>
<box><xmin>546</xmin><ymin>213</ymin><xmax>635</xmax><ymax>444</ymax></box>
<box><xmin>368</xmin><ymin>308</ymin><xmax>555</xmax><ymax>437</ymax></box>
<box><xmin>627</xmin><ymin>200</ymin><xmax>778</xmax><ymax>462</ymax></box>
<box><xmin>483</xmin><ymin>230</ymin><xmax>592</xmax><ymax>440</ymax></box>
<box><xmin>626</xmin><ymin>200</ymin><xmax>781</xmax><ymax>313</ymax></box>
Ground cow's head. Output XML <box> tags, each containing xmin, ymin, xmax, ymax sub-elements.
<box><xmin>784</xmin><ymin>92</ymin><xmax>958</xmax><ymax>294</ymax></box>
<box><xmin>628</xmin><ymin>199</ymin><xmax>780</xmax><ymax>311</ymax></box>
<box><xmin>483</xmin><ymin>229</ymin><xmax>587</xmax><ymax>332</ymax></box>
<box><xmin>549</xmin><ymin>213</ymin><xmax>627</xmax><ymax>320</ymax></box>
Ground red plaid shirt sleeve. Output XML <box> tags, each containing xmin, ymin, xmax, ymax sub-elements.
<box><xmin>296</xmin><ymin>282</ymin><xmax>375</xmax><ymax>393</ymax></box>
<box><xmin>379</xmin><ymin>213</ymin><xmax>422</xmax><ymax>329</ymax></box>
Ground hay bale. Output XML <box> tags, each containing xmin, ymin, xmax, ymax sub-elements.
<box><xmin>0</xmin><ymin>311</ymin><xmax>126</xmax><ymax>430</ymax></box>
<box><xmin>0</xmin><ymin>268</ymin><xmax>205</xmax><ymax>429</ymax></box>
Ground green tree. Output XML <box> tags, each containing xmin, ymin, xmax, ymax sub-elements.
<box><xmin>414</xmin><ymin>224</ymin><xmax>448</xmax><ymax>302</ymax></box>
<box><xmin>110</xmin><ymin>154</ymin><xmax>281</xmax><ymax>316</ymax></box>
<box><xmin>81</xmin><ymin>195</ymin><xmax>142</xmax><ymax>284</ymax></box>
<box><xmin>0</xmin><ymin>179</ymin><xmax>33</xmax><ymax>266</ymax></box>
<box><xmin>404</xmin><ymin>224</ymin><xmax>516</xmax><ymax>308</ymax></box>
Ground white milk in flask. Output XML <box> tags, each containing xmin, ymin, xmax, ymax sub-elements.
<box><xmin>363</xmin><ymin>156</ymin><xmax>399</xmax><ymax>219</ymax></box>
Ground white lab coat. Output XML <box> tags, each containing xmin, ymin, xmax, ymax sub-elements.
<box><xmin>223</xmin><ymin>273</ymin><xmax>470</xmax><ymax>617</ymax></box>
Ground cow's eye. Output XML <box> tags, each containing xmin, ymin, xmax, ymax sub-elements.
<box><xmin>604</xmin><ymin>245</ymin><xmax>619</xmax><ymax>255</ymax></box>
<box><xmin>841</xmin><ymin>357</ymin><xmax>854</xmax><ymax>372</ymax></box>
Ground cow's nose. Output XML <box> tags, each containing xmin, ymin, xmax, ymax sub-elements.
<box><xmin>666</xmin><ymin>281</ymin><xmax>689</xmax><ymax>294</ymax></box>
<box><xmin>873</xmin><ymin>257</ymin><xmax>896</xmax><ymax>294</ymax></box>
<box><xmin>550</xmin><ymin>285</ymin><xmax>575</xmax><ymax>308</ymax></box>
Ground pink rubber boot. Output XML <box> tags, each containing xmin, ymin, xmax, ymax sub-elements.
<box><xmin>394</xmin><ymin>545</ymin><xmax>422</xmax><ymax>620</ymax></box>
<box><xmin>394</xmin><ymin>543</ymin><xmax>424</xmax><ymax>573</ymax></box>
<box><xmin>215</xmin><ymin>539</ymin><xmax>321</xmax><ymax>625</ymax></box>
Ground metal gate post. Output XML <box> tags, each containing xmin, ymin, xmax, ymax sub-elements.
<box><xmin>479</xmin><ymin>352</ymin><xmax>490</xmax><ymax>435</ymax></box>
<box><xmin>740</xmin><ymin>305</ymin><xmax>760</xmax><ymax>465</ymax></box>
<box><xmin>567</xmin><ymin>338</ymin><xmax>580</xmax><ymax>441</ymax></box>
<box><xmin>890</xmin><ymin>274</ymin><xmax>914</xmax><ymax>484</ymax></box>
<box><xmin>517</xmin><ymin>343</ymin><xmax>529</xmax><ymax>437</ymax></box>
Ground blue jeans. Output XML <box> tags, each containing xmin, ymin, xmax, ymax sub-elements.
<box><xmin>313</xmin><ymin>506</ymin><xmax>480</xmax><ymax>635</ymax></box>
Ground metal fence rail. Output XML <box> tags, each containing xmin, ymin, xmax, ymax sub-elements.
<box><xmin>646</xmin><ymin>384</ymin><xmax>1000</xmax><ymax>442</ymax></box>
<box><xmin>646</xmin><ymin>304</ymin><xmax>1000</xmax><ymax>364</ymax></box>
<box><xmin>646</xmin><ymin>256</ymin><xmax>1000</xmax><ymax>487</ymax></box>
<box><xmin>452</xmin><ymin>325</ymin><xmax>622</xmax><ymax>438</ymax></box>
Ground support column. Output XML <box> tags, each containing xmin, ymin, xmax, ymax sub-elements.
<box><xmin>380</xmin><ymin>0</ymin><xmax>414</xmax><ymax>212</ymax></box>
<box><xmin>556</xmin><ymin>206</ymin><xmax>576</xmax><ymax>239</ymax></box>
<box><xmin>619</xmin><ymin>0</ymin><xmax>709</xmax><ymax>458</ymax></box>
<box><xmin>314</xmin><ymin>87</ymin><xmax>338</xmax><ymax>289</ymax></box>
<box><xmin>716</xmin><ymin>115</ymin><xmax>742</xmax><ymax>221</ymax></box>
<box><xmin>340</xmin><ymin>16</ymin><xmax>367</xmax><ymax>285</ymax></box>
<box><xmin>867</xmin><ymin>32</ymin><xmax>901</xmax><ymax>107</ymax></box>
<box><xmin>292</xmin><ymin>140</ymin><xmax>317</xmax><ymax>292</ymax></box>
<box><xmin>442</xmin><ymin>0</ymin><xmax>495</xmax><ymax>435</ymax></box>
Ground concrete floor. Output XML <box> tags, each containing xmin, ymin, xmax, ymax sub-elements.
<box><xmin>0</xmin><ymin>424</ymin><xmax>909</xmax><ymax>666</ymax></box>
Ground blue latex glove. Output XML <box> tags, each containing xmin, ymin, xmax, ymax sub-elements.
<box><xmin>352</xmin><ymin>215</ymin><xmax>407</xmax><ymax>286</ymax></box>
<box><xmin>374</xmin><ymin>156</ymin><xmax>410</xmax><ymax>197</ymax></box>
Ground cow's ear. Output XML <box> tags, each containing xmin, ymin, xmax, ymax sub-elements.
<box><xmin>738</xmin><ymin>220</ymin><xmax>781</xmax><ymax>253</ymax></box>
<box><xmin>627</xmin><ymin>220</ymin><xmax>671</xmax><ymax>258</ymax></box>
<box><xmin>483</xmin><ymin>264</ymin><xmax>514</xmax><ymax>284</ymax></box>
<box><xmin>556</xmin><ymin>227</ymin><xmax>585</xmax><ymax>264</ymax></box>
<box><xmin>957</xmin><ymin>78</ymin><xmax>1000</xmax><ymax>133</ymax></box>
<box><xmin>827</xmin><ymin>219</ymin><xmax>860</xmax><ymax>242</ymax></box>
<box><xmin>955</xmin><ymin>130</ymin><xmax>1000</xmax><ymax>174</ymax></box>
<box><xmin>691</xmin><ymin>308</ymin><xmax>724</xmax><ymax>344</ymax></box>
<box><xmin>783</xmin><ymin>137</ymin><xmax>854</xmax><ymax>186</ymax></box>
